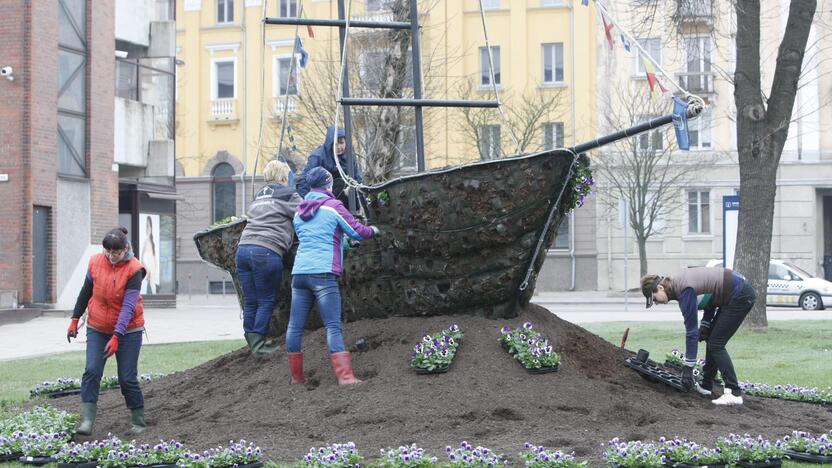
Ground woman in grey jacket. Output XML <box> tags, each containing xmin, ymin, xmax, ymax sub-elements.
<box><xmin>236</xmin><ymin>160</ymin><xmax>301</xmax><ymax>354</ymax></box>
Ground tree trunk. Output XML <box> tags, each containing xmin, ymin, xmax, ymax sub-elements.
<box><xmin>637</xmin><ymin>234</ymin><xmax>648</xmax><ymax>278</ymax></box>
<box><xmin>733</xmin><ymin>0</ymin><xmax>816</xmax><ymax>328</ymax></box>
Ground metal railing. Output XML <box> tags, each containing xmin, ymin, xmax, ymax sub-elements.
<box><xmin>676</xmin><ymin>0</ymin><xmax>713</xmax><ymax>22</ymax></box>
<box><xmin>677</xmin><ymin>72</ymin><xmax>714</xmax><ymax>94</ymax></box>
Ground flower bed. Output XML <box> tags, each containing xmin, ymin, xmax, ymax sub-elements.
<box><xmin>782</xmin><ymin>430</ymin><xmax>832</xmax><ymax>463</ymax></box>
<box><xmin>739</xmin><ymin>382</ymin><xmax>832</xmax><ymax>406</ymax></box>
<box><xmin>498</xmin><ymin>322</ymin><xmax>560</xmax><ymax>373</ymax></box>
<box><xmin>664</xmin><ymin>350</ymin><xmax>704</xmax><ymax>372</ymax></box>
<box><xmin>302</xmin><ymin>442</ymin><xmax>361</xmax><ymax>468</ymax></box>
<box><xmin>658</xmin><ymin>436</ymin><xmax>726</xmax><ymax>467</ymax></box>
<box><xmin>520</xmin><ymin>443</ymin><xmax>586</xmax><ymax>467</ymax></box>
<box><xmin>603</xmin><ymin>438</ymin><xmax>665</xmax><ymax>467</ymax></box>
<box><xmin>716</xmin><ymin>434</ymin><xmax>784</xmax><ymax>467</ymax></box>
<box><xmin>378</xmin><ymin>443</ymin><xmax>438</xmax><ymax>468</ymax></box>
<box><xmin>410</xmin><ymin>324</ymin><xmax>463</xmax><ymax>374</ymax></box>
<box><xmin>30</xmin><ymin>373</ymin><xmax>167</xmax><ymax>399</ymax></box>
<box><xmin>445</xmin><ymin>441</ymin><xmax>507</xmax><ymax>467</ymax></box>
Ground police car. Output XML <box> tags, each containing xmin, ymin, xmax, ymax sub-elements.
<box><xmin>705</xmin><ymin>259</ymin><xmax>832</xmax><ymax>310</ymax></box>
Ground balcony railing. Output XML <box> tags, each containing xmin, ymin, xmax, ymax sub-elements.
<box><xmin>677</xmin><ymin>72</ymin><xmax>714</xmax><ymax>94</ymax></box>
<box><xmin>273</xmin><ymin>96</ymin><xmax>297</xmax><ymax>115</ymax></box>
<box><xmin>210</xmin><ymin>98</ymin><xmax>237</xmax><ymax>121</ymax></box>
<box><xmin>675</xmin><ymin>0</ymin><xmax>714</xmax><ymax>24</ymax></box>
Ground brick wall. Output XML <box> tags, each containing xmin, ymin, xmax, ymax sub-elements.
<box><xmin>0</xmin><ymin>0</ymin><xmax>116</xmax><ymax>304</ymax></box>
<box><xmin>0</xmin><ymin>1</ymin><xmax>26</xmax><ymax>296</ymax></box>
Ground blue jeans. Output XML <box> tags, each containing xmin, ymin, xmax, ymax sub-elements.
<box><xmin>81</xmin><ymin>328</ymin><xmax>144</xmax><ymax>409</ymax></box>
<box><xmin>285</xmin><ymin>273</ymin><xmax>345</xmax><ymax>353</ymax></box>
<box><xmin>236</xmin><ymin>244</ymin><xmax>283</xmax><ymax>335</ymax></box>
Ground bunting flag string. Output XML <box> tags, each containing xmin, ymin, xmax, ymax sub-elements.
<box><xmin>287</xmin><ymin>125</ymin><xmax>298</xmax><ymax>153</ymax></box>
<box><xmin>601</xmin><ymin>13</ymin><xmax>615</xmax><ymax>50</ymax></box>
<box><xmin>641</xmin><ymin>57</ymin><xmax>668</xmax><ymax>94</ymax></box>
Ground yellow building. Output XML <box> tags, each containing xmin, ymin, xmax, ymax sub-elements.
<box><xmin>174</xmin><ymin>0</ymin><xmax>598</xmax><ymax>293</ymax></box>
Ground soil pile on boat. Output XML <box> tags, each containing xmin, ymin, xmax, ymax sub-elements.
<box><xmin>52</xmin><ymin>304</ymin><xmax>832</xmax><ymax>463</ymax></box>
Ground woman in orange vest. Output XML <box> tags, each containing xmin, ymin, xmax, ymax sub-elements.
<box><xmin>67</xmin><ymin>227</ymin><xmax>147</xmax><ymax>435</ymax></box>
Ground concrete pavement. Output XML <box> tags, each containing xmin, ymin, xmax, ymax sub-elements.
<box><xmin>2</xmin><ymin>291</ymin><xmax>830</xmax><ymax>361</ymax></box>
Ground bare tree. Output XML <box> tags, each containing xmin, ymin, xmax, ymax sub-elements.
<box><xmin>455</xmin><ymin>80</ymin><xmax>568</xmax><ymax>159</ymax></box>
<box><xmin>730</xmin><ymin>0</ymin><xmax>817</xmax><ymax>328</ymax></box>
<box><xmin>594</xmin><ymin>85</ymin><xmax>715</xmax><ymax>277</ymax></box>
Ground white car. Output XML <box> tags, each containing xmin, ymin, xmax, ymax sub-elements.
<box><xmin>704</xmin><ymin>259</ymin><xmax>832</xmax><ymax>310</ymax></box>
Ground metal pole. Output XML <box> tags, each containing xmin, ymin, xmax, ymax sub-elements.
<box><xmin>409</xmin><ymin>0</ymin><xmax>425</xmax><ymax>172</ymax></box>
<box><xmin>337</xmin><ymin>0</ymin><xmax>357</xmax><ymax>213</ymax></box>
<box><xmin>624</xmin><ymin>199</ymin><xmax>629</xmax><ymax>313</ymax></box>
<box><xmin>339</xmin><ymin>97</ymin><xmax>498</xmax><ymax>108</ymax></box>
<box><xmin>264</xmin><ymin>17</ymin><xmax>411</xmax><ymax>29</ymax></box>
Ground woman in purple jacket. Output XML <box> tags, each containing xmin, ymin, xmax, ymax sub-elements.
<box><xmin>286</xmin><ymin>167</ymin><xmax>378</xmax><ymax>385</ymax></box>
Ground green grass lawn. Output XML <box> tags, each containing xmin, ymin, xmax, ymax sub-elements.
<box><xmin>582</xmin><ymin>320</ymin><xmax>832</xmax><ymax>388</ymax></box>
<box><xmin>1</xmin><ymin>323</ymin><xmax>831</xmax><ymax>467</ymax></box>
<box><xmin>0</xmin><ymin>339</ymin><xmax>245</xmax><ymax>407</ymax></box>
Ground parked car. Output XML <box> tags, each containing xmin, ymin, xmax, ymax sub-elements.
<box><xmin>704</xmin><ymin>259</ymin><xmax>832</xmax><ymax>310</ymax></box>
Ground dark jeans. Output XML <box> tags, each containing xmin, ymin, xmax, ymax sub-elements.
<box><xmin>285</xmin><ymin>273</ymin><xmax>345</xmax><ymax>353</ymax></box>
<box><xmin>81</xmin><ymin>328</ymin><xmax>144</xmax><ymax>409</ymax></box>
<box><xmin>236</xmin><ymin>244</ymin><xmax>283</xmax><ymax>335</ymax></box>
<box><xmin>702</xmin><ymin>282</ymin><xmax>756</xmax><ymax>394</ymax></box>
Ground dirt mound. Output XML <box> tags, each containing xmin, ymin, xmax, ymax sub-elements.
<box><xmin>52</xmin><ymin>305</ymin><xmax>832</xmax><ymax>463</ymax></box>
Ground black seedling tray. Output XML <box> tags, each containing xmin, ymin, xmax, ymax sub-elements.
<box><xmin>625</xmin><ymin>357</ymin><xmax>689</xmax><ymax>392</ymax></box>
<box><xmin>667</xmin><ymin>463</ymin><xmax>727</xmax><ymax>468</ymax></box>
<box><xmin>413</xmin><ymin>363</ymin><xmax>451</xmax><ymax>374</ymax></box>
<box><xmin>735</xmin><ymin>460</ymin><xmax>782</xmax><ymax>468</ymax></box>
<box><xmin>785</xmin><ymin>449</ymin><xmax>832</xmax><ymax>463</ymax></box>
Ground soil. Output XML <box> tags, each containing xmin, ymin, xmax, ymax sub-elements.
<box><xmin>51</xmin><ymin>304</ymin><xmax>832</xmax><ymax>464</ymax></box>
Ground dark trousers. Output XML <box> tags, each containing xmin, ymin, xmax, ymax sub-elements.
<box><xmin>702</xmin><ymin>283</ymin><xmax>756</xmax><ymax>394</ymax></box>
<box><xmin>236</xmin><ymin>244</ymin><xmax>283</xmax><ymax>335</ymax></box>
<box><xmin>81</xmin><ymin>328</ymin><xmax>144</xmax><ymax>409</ymax></box>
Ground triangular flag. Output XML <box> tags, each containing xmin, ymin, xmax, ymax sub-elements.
<box><xmin>295</xmin><ymin>37</ymin><xmax>308</xmax><ymax>68</ymax></box>
<box><xmin>601</xmin><ymin>14</ymin><xmax>615</xmax><ymax>49</ymax></box>
<box><xmin>306</xmin><ymin>25</ymin><xmax>315</xmax><ymax>38</ymax></box>
<box><xmin>621</xmin><ymin>34</ymin><xmax>631</xmax><ymax>52</ymax></box>
<box><xmin>581</xmin><ymin>0</ymin><xmax>589</xmax><ymax>5</ymax></box>
<box><xmin>641</xmin><ymin>57</ymin><xmax>668</xmax><ymax>94</ymax></box>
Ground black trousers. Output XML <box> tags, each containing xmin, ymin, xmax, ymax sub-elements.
<box><xmin>701</xmin><ymin>282</ymin><xmax>756</xmax><ymax>394</ymax></box>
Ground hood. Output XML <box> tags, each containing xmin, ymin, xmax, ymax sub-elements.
<box><xmin>322</xmin><ymin>126</ymin><xmax>347</xmax><ymax>159</ymax></box>
<box><xmin>110</xmin><ymin>246</ymin><xmax>135</xmax><ymax>265</ymax></box>
<box><xmin>297</xmin><ymin>190</ymin><xmax>333</xmax><ymax>221</ymax></box>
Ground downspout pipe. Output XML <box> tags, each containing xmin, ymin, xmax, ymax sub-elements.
<box><xmin>568</xmin><ymin>1</ymin><xmax>577</xmax><ymax>291</ymax></box>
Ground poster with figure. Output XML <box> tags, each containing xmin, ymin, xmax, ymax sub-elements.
<box><xmin>139</xmin><ymin>213</ymin><xmax>160</xmax><ymax>295</ymax></box>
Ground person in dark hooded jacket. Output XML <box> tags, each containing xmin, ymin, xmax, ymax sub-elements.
<box><xmin>286</xmin><ymin>167</ymin><xmax>378</xmax><ymax>386</ymax></box>
<box><xmin>296</xmin><ymin>126</ymin><xmax>362</xmax><ymax>206</ymax></box>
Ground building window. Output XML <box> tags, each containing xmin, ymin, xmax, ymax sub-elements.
<box><xmin>393</xmin><ymin>126</ymin><xmax>418</xmax><ymax>173</ymax></box>
<box><xmin>542</xmin><ymin>43</ymin><xmax>564</xmax><ymax>84</ymax></box>
<box><xmin>684</xmin><ymin>36</ymin><xmax>712</xmax><ymax>93</ymax></box>
<box><xmin>217</xmin><ymin>0</ymin><xmax>234</xmax><ymax>24</ymax></box>
<box><xmin>274</xmin><ymin>56</ymin><xmax>300</xmax><ymax>96</ymax></box>
<box><xmin>279</xmin><ymin>0</ymin><xmax>297</xmax><ymax>17</ymax></box>
<box><xmin>635</xmin><ymin>114</ymin><xmax>663</xmax><ymax>151</ymax></box>
<box><xmin>687</xmin><ymin>190</ymin><xmax>710</xmax><ymax>234</ymax></box>
<box><xmin>479</xmin><ymin>46</ymin><xmax>500</xmax><ymax>87</ymax></box>
<box><xmin>213</xmin><ymin>60</ymin><xmax>236</xmax><ymax>99</ymax></box>
<box><xmin>481</xmin><ymin>0</ymin><xmax>500</xmax><ymax>9</ymax></box>
<box><xmin>689</xmin><ymin>108</ymin><xmax>712</xmax><ymax>150</ymax></box>
<box><xmin>58</xmin><ymin>0</ymin><xmax>87</xmax><ymax>177</ymax></box>
<box><xmin>543</xmin><ymin>122</ymin><xmax>565</xmax><ymax>149</ymax></box>
<box><xmin>212</xmin><ymin>163</ymin><xmax>236</xmax><ymax>223</ymax></box>
<box><xmin>478</xmin><ymin>125</ymin><xmax>501</xmax><ymax>160</ymax></box>
<box><xmin>553</xmin><ymin>216</ymin><xmax>570</xmax><ymax>249</ymax></box>
<box><xmin>634</xmin><ymin>38</ymin><xmax>662</xmax><ymax>75</ymax></box>
<box><xmin>542</xmin><ymin>0</ymin><xmax>566</xmax><ymax>6</ymax></box>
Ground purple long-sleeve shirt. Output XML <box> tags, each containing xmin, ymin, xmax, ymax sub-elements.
<box><xmin>73</xmin><ymin>270</ymin><xmax>143</xmax><ymax>337</ymax></box>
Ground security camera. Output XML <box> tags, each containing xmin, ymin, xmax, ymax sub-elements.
<box><xmin>1</xmin><ymin>66</ymin><xmax>13</xmax><ymax>81</ymax></box>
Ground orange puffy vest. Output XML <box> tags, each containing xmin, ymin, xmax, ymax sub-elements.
<box><xmin>86</xmin><ymin>253</ymin><xmax>145</xmax><ymax>334</ymax></box>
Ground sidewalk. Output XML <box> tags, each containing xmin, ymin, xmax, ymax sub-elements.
<box><xmin>2</xmin><ymin>292</ymin><xmax>830</xmax><ymax>361</ymax></box>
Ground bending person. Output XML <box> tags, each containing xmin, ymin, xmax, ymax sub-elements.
<box><xmin>286</xmin><ymin>167</ymin><xmax>379</xmax><ymax>385</ymax></box>
<box><xmin>236</xmin><ymin>160</ymin><xmax>301</xmax><ymax>355</ymax></box>
<box><xmin>67</xmin><ymin>227</ymin><xmax>147</xmax><ymax>435</ymax></box>
<box><xmin>295</xmin><ymin>126</ymin><xmax>362</xmax><ymax>207</ymax></box>
<box><xmin>641</xmin><ymin>266</ymin><xmax>756</xmax><ymax>405</ymax></box>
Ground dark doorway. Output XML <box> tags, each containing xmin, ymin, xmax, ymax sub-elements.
<box><xmin>33</xmin><ymin>206</ymin><xmax>51</xmax><ymax>303</ymax></box>
<box><xmin>824</xmin><ymin>196</ymin><xmax>832</xmax><ymax>281</ymax></box>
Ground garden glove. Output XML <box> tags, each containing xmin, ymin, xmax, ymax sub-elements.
<box><xmin>698</xmin><ymin>320</ymin><xmax>712</xmax><ymax>342</ymax></box>
<box><xmin>67</xmin><ymin>319</ymin><xmax>79</xmax><ymax>343</ymax></box>
<box><xmin>371</xmin><ymin>226</ymin><xmax>380</xmax><ymax>237</ymax></box>
<box><xmin>681</xmin><ymin>365</ymin><xmax>695</xmax><ymax>391</ymax></box>
<box><xmin>104</xmin><ymin>335</ymin><xmax>120</xmax><ymax>358</ymax></box>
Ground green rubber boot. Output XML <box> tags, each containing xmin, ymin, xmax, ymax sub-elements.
<box><xmin>248</xmin><ymin>333</ymin><xmax>278</xmax><ymax>355</ymax></box>
<box><xmin>130</xmin><ymin>407</ymin><xmax>146</xmax><ymax>434</ymax></box>
<box><xmin>76</xmin><ymin>402</ymin><xmax>96</xmax><ymax>436</ymax></box>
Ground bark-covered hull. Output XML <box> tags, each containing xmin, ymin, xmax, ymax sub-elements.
<box><xmin>194</xmin><ymin>149</ymin><xmax>582</xmax><ymax>336</ymax></box>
